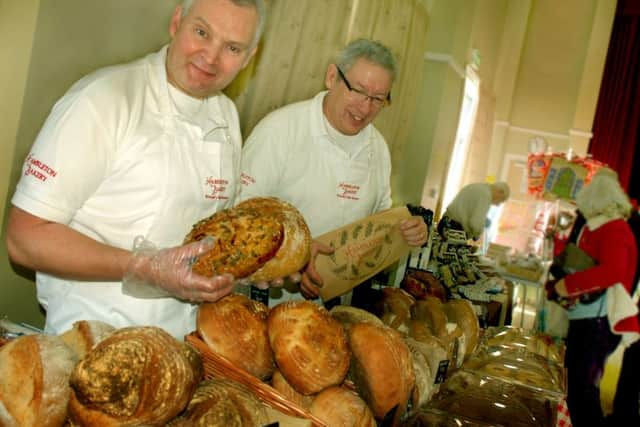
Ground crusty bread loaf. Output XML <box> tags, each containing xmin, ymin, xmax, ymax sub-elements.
<box><xmin>184</xmin><ymin>197</ymin><xmax>311</xmax><ymax>282</ymax></box>
<box><xmin>197</xmin><ymin>294</ymin><xmax>274</xmax><ymax>380</ymax></box>
<box><xmin>166</xmin><ymin>378</ymin><xmax>268</xmax><ymax>426</ymax></box>
<box><xmin>309</xmin><ymin>386</ymin><xmax>376</xmax><ymax>427</ymax></box>
<box><xmin>0</xmin><ymin>334</ymin><xmax>78</xmax><ymax>427</ymax></box>
<box><xmin>410</xmin><ymin>296</ymin><xmax>448</xmax><ymax>338</ymax></box>
<box><xmin>68</xmin><ymin>326</ymin><xmax>202</xmax><ymax>426</ymax></box>
<box><xmin>442</xmin><ymin>299</ymin><xmax>479</xmax><ymax>358</ymax></box>
<box><xmin>329</xmin><ymin>305</ymin><xmax>384</xmax><ymax>331</ymax></box>
<box><xmin>271</xmin><ymin>369</ymin><xmax>315</xmax><ymax>410</ymax></box>
<box><xmin>238</xmin><ymin>197</ymin><xmax>312</xmax><ymax>282</ymax></box>
<box><xmin>380</xmin><ymin>287</ymin><xmax>415</xmax><ymax>334</ymax></box>
<box><xmin>59</xmin><ymin>320</ymin><xmax>115</xmax><ymax>359</ymax></box>
<box><xmin>347</xmin><ymin>322</ymin><xmax>415</xmax><ymax>421</ymax></box>
<box><xmin>268</xmin><ymin>301</ymin><xmax>350</xmax><ymax>395</ymax></box>
<box><xmin>403</xmin><ymin>337</ymin><xmax>435</xmax><ymax>409</ymax></box>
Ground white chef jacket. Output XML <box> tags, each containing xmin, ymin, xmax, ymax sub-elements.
<box><xmin>240</xmin><ymin>91</ymin><xmax>392</xmax><ymax>303</ymax></box>
<box><xmin>443</xmin><ymin>183</ymin><xmax>492</xmax><ymax>240</ymax></box>
<box><xmin>11</xmin><ymin>46</ymin><xmax>242</xmax><ymax>338</ymax></box>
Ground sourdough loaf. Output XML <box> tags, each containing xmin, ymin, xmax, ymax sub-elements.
<box><xmin>268</xmin><ymin>301</ymin><xmax>350</xmax><ymax>395</ymax></box>
<box><xmin>0</xmin><ymin>334</ymin><xmax>78</xmax><ymax>427</ymax></box>
<box><xmin>166</xmin><ymin>378</ymin><xmax>268</xmax><ymax>426</ymax></box>
<box><xmin>68</xmin><ymin>326</ymin><xmax>201</xmax><ymax>426</ymax></box>
<box><xmin>309</xmin><ymin>386</ymin><xmax>376</xmax><ymax>427</ymax></box>
<box><xmin>197</xmin><ymin>294</ymin><xmax>274</xmax><ymax>380</ymax></box>
<box><xmin>184</xmin><ymin>197</ymin><xmax>311</xmax><ymax>282</ymax></box>
<box><xmin>59</xmin><ymin>320</ymin><xmax>115</xmax><ymax>359</ymax></box>
<box><xmin>347</xmin><ymin>322</ymin><xmax>415</xmax><ymax>421</ymax></box>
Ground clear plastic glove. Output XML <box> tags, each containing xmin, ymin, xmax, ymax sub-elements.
<box><xmin>122</xmin><ymin>235</ymin><xmax>235</xmax><ymax>302</ymax></box>
<box><xmin>300</xmin><ymin>241</ymin><xmax>334</xmax><ymax>299</ymax></box>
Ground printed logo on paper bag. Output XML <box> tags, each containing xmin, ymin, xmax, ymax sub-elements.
<box><xmin>326</xmin><ymin>221</ymin><xmax>393</xmax><ymax>280</ymax></box>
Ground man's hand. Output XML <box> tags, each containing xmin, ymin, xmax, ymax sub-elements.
<box><xmin>123</xmin><ymin>237</ymin><xmax>236</xmax><ymax>302</ymax></box>
<box><xmin>300</xmin><ymin>241</ymin><xmax>334</xmax><ymax>299</ymax></box>
<box><xmin>400</xmin><ymin>216</ymin><xmax>428</xmax><ymax>247</ymax></box>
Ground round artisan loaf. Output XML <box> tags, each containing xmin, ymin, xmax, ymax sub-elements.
<box><xmin>0</xmin><ymin>334</ymin><xmax>78</xmax><ymax>427</ymax></box>
<box><xmin>403</xmin><ymin>337</ymin><xmax>435</xmax><ymax>409</ymax></box>
<box><xmin>309</xmin><ymin>386</ymin><xmax>377</xmax><ymax>427</ymax></box>
<box><xmin>166</xmin><ymin>378</ymin><xmax>268</xmax><ymax>427</ymax></box>
<box><xmin>184</xmin><ymin>197</ymin><xmax>311</xmax><ymax>282</ymax></box>
<box><xmin>59</xmin><ymin>320</ymin><xmax>116</xmax><ymax>359</ymax></box>
<box><xmin>410</xmin><ymin>296</ymin><xmax>448</xmax><ymax>338</ymax></box>
<box><xmin>268</xmin><ymin>301</ymin><xmax>350</xmax><ymax>395</ymax></box>
<box><xmin>380</xmin><ymin>287</ymin><xmax>415</xmax><ymax>334</ymax></box>
<box><xmin>68</xmin><ymin>326</ymin><xmax>202</xmax><ymax>427</ymax></box>
<box><xmin>197</xmin><ymin>293</ymin><xmax>274</xmax><ymax>380</ymax></box>
<box><xmin>348</xmin><ymin>322</ymin><xmax>415</xmax><ymax>421</ymax></box>
<box><xmin>329</xmin><ymin>305</ymin><xmax>384</xmax><ymax>331</ymax></box>
<box><xmin>442</xmin><ymin>299</ymin><xmax>480</xmax><ymax>358</ymax></box>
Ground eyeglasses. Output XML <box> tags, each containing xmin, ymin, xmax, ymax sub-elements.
<box><xmin>336</xmin><ymin>66</ymin><xmax>391</xmax><ymax>108</ymax></box>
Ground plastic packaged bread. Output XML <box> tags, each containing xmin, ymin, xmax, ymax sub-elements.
<box><xmin>184</xmin><ymin>197</ymin><xmax>312</xmax><ymax>282</ymax></box>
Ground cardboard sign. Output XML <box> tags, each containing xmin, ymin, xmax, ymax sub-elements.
<box><xmin>316</xmin><ymin>207</ymin><xmax>412</xmax><ymax>301</ymax></box>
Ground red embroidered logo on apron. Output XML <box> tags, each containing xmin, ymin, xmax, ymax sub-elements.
<box><xmin>24</xmin><ymin>154</ymin><xmax>58</xmax><ymax>182</ymax></box>
<box><xmin>337</xmin><ymin>182</ymin><xmax>361</xmax><ymax>201</ymax></box>
<box><xmin>205</xmin><ymin>177</ymin><xmax>229</xmax><ymax>200</ymax></box>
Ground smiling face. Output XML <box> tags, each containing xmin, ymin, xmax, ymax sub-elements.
<box><xmin>166</xmin><ymin>0</ymin><xmax>258</xmax><ymax>98</ymax></box>
<box><xmin>323</xmin><ymin>58</ymin><xmax>393</xmax><ymax>136</ymax></box>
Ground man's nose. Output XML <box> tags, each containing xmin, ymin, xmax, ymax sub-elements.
<box><xmin>202</xmin><ymin>41</ymin><xmax>223</xmax><ymax>65</ymax></box>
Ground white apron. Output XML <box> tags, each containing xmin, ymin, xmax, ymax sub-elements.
<box><xmin>38</xmin><ymin>58</ymin><xmax>239</xmax><ymax>339</ymax></box>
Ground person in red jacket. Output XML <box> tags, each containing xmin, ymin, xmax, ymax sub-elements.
<box><xmin>551</xmin><ymin>175</ymin><xmax>640</xmax><ymax>427</ymax></box>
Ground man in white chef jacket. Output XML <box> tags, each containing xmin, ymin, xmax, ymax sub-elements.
<box><xmin>5</xmin><ymin>0</ymin><xmax>266</xmax><ymax>339</ymax></box>
<box><xmin>240</xmin><ymin>38</ymin><xmax>428</xmax><ymax>306</ymax></box>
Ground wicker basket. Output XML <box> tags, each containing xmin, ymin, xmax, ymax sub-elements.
<box><xmin>185</xmin><ymin>333</ymin><xmax>328</xmax><ymax>427</ymax></box>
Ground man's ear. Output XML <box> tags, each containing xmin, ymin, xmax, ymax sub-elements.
<box><xmin>325</xmin><ymin>63</ymin><xmax>338</xmax><ymax>90</ymax></box>
<box><xmin>169</xmin><ymin>6</ymin><xmax>183</xmax><ymax>37</ymax></box>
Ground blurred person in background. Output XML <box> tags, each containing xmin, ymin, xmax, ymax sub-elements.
<box><xmin>550</xmin><ymin>174</ymin><xmax>640</xmax><ymax>427</ymax></box>
<box><xmin>437</xmin><ymin>181</ymin><xmax>510</xmax><ymax>241</ymax></box>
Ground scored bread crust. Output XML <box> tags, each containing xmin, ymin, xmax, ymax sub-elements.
<box><xmin>184</xmin><ymin>197</ymin><xmax>311</xmax><ymax>282</ymax></box>
<box><xmin>197</xmin><ymin>294</ymin><xmax>275</xmax><ymax>380</ymax></box>
<box><xmin>309</xmin><ymin>386</ymin><xmax>377</xmax><ymax>427</ymax></box>
<box><xmin>0</xmin><ymin>334</ymin><xmax>78</xmax><ymax>427</ymax></box>
<box><xmin>348</xmin><ymin>322</ymin><xmax>415</xmax><ymax>420</ymax></box>
<box><xmin>268</xmin><ymin>301</ymin><xmax>350</xmax><ymax>395</ymax></box>
<box><xmin>68</xmin><ymin>326</ymin><xmax>202</xmax><ymax>427</ymax></box>
<box><xmin>167</xmin><ymin>379</ymin><xmax>268</xmax><ymax>427</ymax></box>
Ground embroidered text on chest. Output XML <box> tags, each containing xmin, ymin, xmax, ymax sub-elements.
<box><xmin>337</xmin><ymin>182</ymin><xmax>361</xmax><ymax>201</ymax></box>
<box><xmin>205</xmin><ymin>177</ymin><xmax>230</xmax><ymax>201</ymax></box>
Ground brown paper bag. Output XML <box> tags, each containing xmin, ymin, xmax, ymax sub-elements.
<box><xmin>316</xmin><ymin>207</ymin><xmax>412</xmax><ymax>301</ymax></box>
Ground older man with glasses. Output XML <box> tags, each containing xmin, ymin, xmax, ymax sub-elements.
<box><xmin>240</xmin><ymin>38</ymin><xmax>428</xmax><ymax>307</ymax></box>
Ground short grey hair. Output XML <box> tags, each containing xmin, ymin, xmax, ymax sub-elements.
<box><xmin>180</xmin><ymin>0</ymin><xmax>266</xmax><ymax>49</ymax></box>
<box><xmin>576</xmin><ymin>175</ymin><xmax>632</xmax><ymax>220</ymax></box>
<box><xmin>490</xmin><ymin>181</ymin><xmax>510</xmax><ymax>202</ymax></box>
<box><xmin>336</xmin><ymin>38</ymin><xmax>397</xmax><ymax>82</ymax></box>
